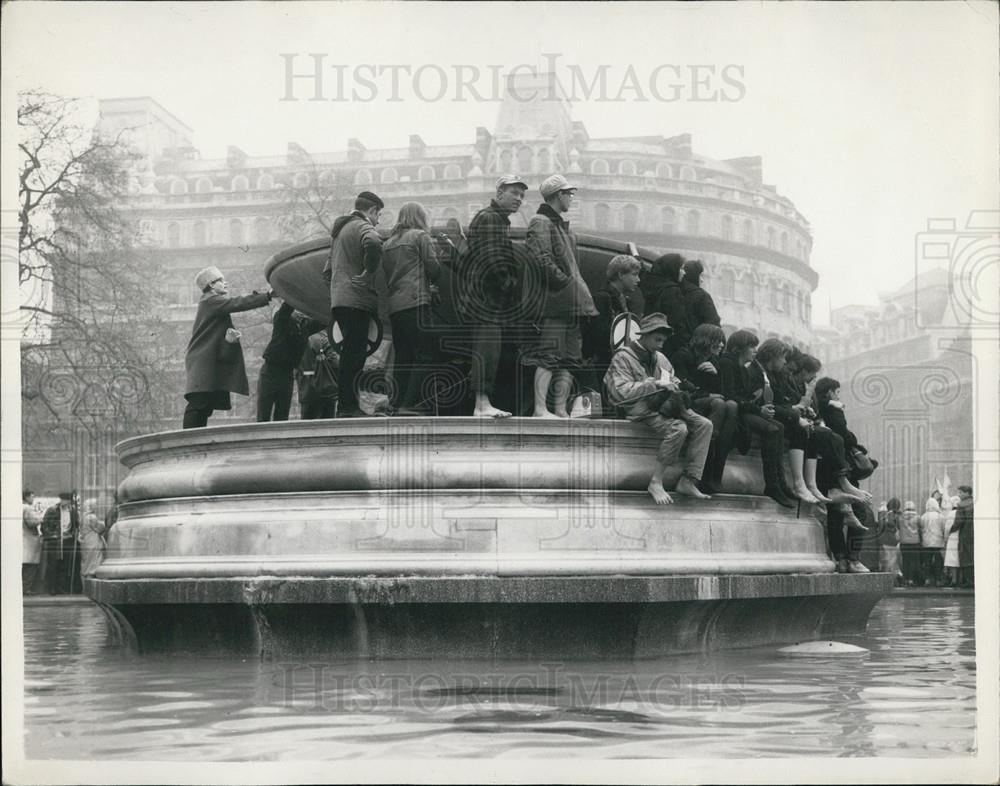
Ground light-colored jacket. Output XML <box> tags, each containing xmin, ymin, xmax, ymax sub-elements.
<box><xmin>604</xmin><ymin>340</ymin><xmax>680</xmax><ymax>421</ymax></box>
<box><xmin>382</xmin><ymin>228</ymin><xmax>440</xmax><ymax>315</ymax></box>
<box><xmin>525</xmin><ymin>205</ymin><xmax>597</xmax><ymax>320</ymax></box>
<box><xmin>899</xmin><ymin>504</ymin><xmax>921</xmax><ymax>544</ymax></box>
<box><xmin>919</xmin><ymin>497</ymin><xmax>946</xmax><ymax>548</ymax></box>
<box><xmin>22</xmin><ymin>503</ymin><xmax>41</xmax><ymax>564</ymax></box>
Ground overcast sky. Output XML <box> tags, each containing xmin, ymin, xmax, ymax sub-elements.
<box><xmin>4</xmin><ymin>1</ymin><xmax>997</xmax><ymax>323</ymax></box>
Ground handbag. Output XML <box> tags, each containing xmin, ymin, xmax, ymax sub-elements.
<box><xmin>847</xmin><ymin>445</ymin><xmax>876</xmax><ymax>480</ymax></box>
<box><xmin>313</xmin><ymin>352</ymin><xmax>339</xmax><ymax>398</ymax></box>
<box><xmin>569</xmin><ymin>390</ymin><xmax>602</xmax><ymax>419</ymax></box>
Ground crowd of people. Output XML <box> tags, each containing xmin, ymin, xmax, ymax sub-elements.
<box><xmin>176</xmin><ymin>174</ymin><xmax>975</xmax><ymax>579</ymax></box>
<box><xmin>21</xmin><ymin>490</ymin><xmax>117</xmax><ymax>596</ymax></box>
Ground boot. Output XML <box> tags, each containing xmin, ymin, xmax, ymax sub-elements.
<box><xmin>697</xmin><ymin>441</ymin><xmax>722</xmax><ymax>495</ymax></box>
<box><xmin>761</xmin><ymin>441</ymin><xmax>796</xmax><ymax>507</ymax></box>
<box><xmin>804</xmin><ymin>458</ymin><xmax>832</xmax><ymax>502</ymax></box>
<box><xmin>789</xmin><ymin>448</ymin><xmax>818</xmax><ymax>503</ymax></box>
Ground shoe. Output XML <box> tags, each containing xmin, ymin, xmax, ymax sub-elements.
<box><xmin>835</xmin><ymin>559</ymin><xmax>849</xmax><ymax>574</ymax></box>
<box><xmin>847</xmin><ymin>560</ymin><xmax>870</xmax><ymax>574</ymax></box>
<box><xmin>763</xmin><ymin>485</ymin><xmax>797</xmax><ymax>508</ymax></box>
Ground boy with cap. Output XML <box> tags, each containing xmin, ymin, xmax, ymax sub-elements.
<box><xmin>183</xmin><ymin>266</ymin><xmax>273</xmax><ymax>428</ymax></box>
<box><xmin>523</xmin><ymin>174</ymin><xmax>598</xmax><ymax>418</ymax></box>
<box><xmin>322</xmin><ymin>191</ymin><xmax>385</xmax><ymax>418</ymax></box>
<box><xmin>458</xmin><ymin>175</ymin><xmax>527</xmax><ymax>418</ymax></box>
<box><xmin>604</xmin><ymin>313</ymin><xmax>713</xmax><ymax>505</ymax></box>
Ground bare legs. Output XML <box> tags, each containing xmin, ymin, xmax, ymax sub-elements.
<box><xmin>532</xmin><ymin>368</ymin><xmax>572</xmax><ymax>418</ymax></box>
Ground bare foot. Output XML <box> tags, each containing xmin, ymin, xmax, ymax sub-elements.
<box><xmin>532</xmin><ymin>409</ymin><xmax>562</xmax><ymax>419</ymax></box>
<box><xmin>806</xmin><ymin>484</ymin><xmax>832</xmax><ymax>503</ymax></box>
<box><xmin>474</xmin><ymin>406</ymin><xmax>512</xmax><ymax>418</ymax></box>
<box><xmin>676</xmin><ymin>476</ymin><xmax>711</xmax><ymax>499</ymax></box>
<box><xmin>793</xmin><ymin>483</ymin><xmax>818</xmax><ymax>503</ymax></box>
<box><xmin>554</xmin><ymin>410</ymin><xmax>570</xmax><ymax>419</ymax></box>
<box><xmin>648</xmin><ymin>480</ymin><xmax>674</xmax><ymax>505</ymax></box>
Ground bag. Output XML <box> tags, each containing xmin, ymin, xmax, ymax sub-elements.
<box><xmin>848</xmin><ymin>445</ymin><xmax>876</xmax><ymax>480</ymax></box>
<box><xmin>313</xmin><ymin>353</ymin><xmax>339</xmax><ymax>398</ymax></box>
<box><xmin>569</xmin><ymin>390</ymin><xmax>602</xmax><ymax>419</ymax></box>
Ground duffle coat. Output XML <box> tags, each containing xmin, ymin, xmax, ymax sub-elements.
<box><xmin>185</xmin><ymin>291</ymin><xmax>270</xmax><ymax>398</ymax></box>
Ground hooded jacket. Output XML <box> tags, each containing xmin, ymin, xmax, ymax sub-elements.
<box><xmin>323</xmin><ymin>211</ymin><xmax>383</xmax><ymax>313</ymax></box>
<box><xmin>950</xmin><ymin>496</ymin><xmax>974</xmax><ymax>567</ymax></box>
<box><xmin>919</xmin><ymin>497</ymin><xmax>946</xmax><ymax>548</ymax></box>
<box><xmin>899</xmin><ymin>501</ymin><xmax>921</xmax><ymax>544</ymax></box>
<box><xmin>524</xmin><ymin>204</ymin><xmax>597</xmax><ymax>320</ymax></box>
<box><xmin>644</xmin><ymin>255</ymin><xmax>689</xmax><ymax>355</ymax></box>
<box><xmin>681</xmin><ymin>261</ymin><xmax>721</xmax><ymax>329</ymax></box>
<box><xmin>604</xmin><ymin>340</ymin><xmax>680</xmax><ymax>421</ymax></box>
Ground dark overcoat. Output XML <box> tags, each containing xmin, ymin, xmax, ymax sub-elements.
<box><xmin>185</xmin><ymin>291</ymin><xmax>270</xmax><ymax>397</ymax></box>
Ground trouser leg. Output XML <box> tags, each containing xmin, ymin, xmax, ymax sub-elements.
<box><xmin>22</xmin><ymin>564</ymin><xmax>38</xmax><ymax>594</ymax></box>
<box><xmin>640</xmin><ymin>415</ymin><xmax>689</xmax><ymax>474</ymax></box>
<box><xmin>679</xmin><ymin>410</ymin><xmax>713</xmax><ymax>480</ymax></box>
<box><xmin>182</xmin><ymin>393</ymin><xmax>213</xmax><ymax>429</ymax></box>
<box><xmin>469</xmin><ymin>322</ymin><xmax>501</xmax><ymax>396</ymax></box>
<box><xmin>331</xmin><ymin>307</ymin><xmax>372</xmax><ymax>414</ymax></box>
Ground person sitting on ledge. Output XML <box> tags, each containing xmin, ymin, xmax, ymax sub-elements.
<box><xmin>604</xmin><ymin>313</ymin><xmax>713</xmax><ymax>505</ymax></box>
<box><xmin>183</xmin><ymin>266</ymin><xmax>273</xmax><ymax>429</ymax></box>
<box><xmin>681</xmin><ymin>259</ymin><xmax>721</xmax><ymax>329</ymax></box>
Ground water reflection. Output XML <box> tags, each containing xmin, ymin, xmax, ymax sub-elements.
<box><xmin>22</xmin><ymin>596</ymin><xmax>975</xmax><ymax>759</ymax></box>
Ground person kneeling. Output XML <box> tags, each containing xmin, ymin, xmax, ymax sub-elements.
<box><xmin>604</xmin><ymin>313</ymin><xmax>713</xmax><ymax>505</ymax></box>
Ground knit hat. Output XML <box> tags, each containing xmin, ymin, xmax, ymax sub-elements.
<box><xmin>194</xmin><ymin>266</ymin><xmax>224</xmax><ymax>292</ymax></box>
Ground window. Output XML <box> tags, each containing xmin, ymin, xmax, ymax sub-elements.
<box><xmin>516</xmin><ymin>146</ymin><xmax>533</xmax><ymax>174</ymax></box>
<box><xmin>721</xmin><ymin>215</ymin><xmax>734</xmax><ymax>240</ymax></box>
<box><xmin>591</xmin><ymin>159</ymin><xmax>609</xmax><ymax>176</ymax></box>
<box><xmin>769</xmin><ymin>281</ymin><xmax>780</xmax><ymax>310</ymax></box>
<box><xmin>782</xmin><ymin>285</ymin><xmax>791</xmax><ymax>313</ymax></box>
<box><xmin>742</xmin><ymin>219</ymin><xmax>754</xmax><ymax>244</ymax></box>
<box><xmin>354</xmin><ymin>169</ymin><xmax>373</xmax><ymax>186</ymax></box>
<box><xmin>685</xmin><ymin>209</ymin><xmax>700</xmax><ymax>235</ymax></box>
<box><xmin>443</xmin><ymin>164</ymin><xmax>462</xmax><ymax>180</ymax></box>
<box><xmin>780</xmin><ymin>231</ymin><xmax>788</xmax><ymax>254</ymax></box>
<box><xmin>499</xmin><ymin>150</ymin><xmax>512</xmax><ymax>174</ymax></box>
<box><xmin>735</xmin><ymin>273</ymin><xmax>754</xmax><ymax>305</ymax></box>
<box><xmin>170</xmin><ymin>179</ymin><xmax>187</xmax><ymax>195</ymax></box>
<box><xmin>619</xmin><ymin>160</ymin><xmax>637</xmax><ymax>176</ymax></box>
<box><xmin>805</xmin><ymin>294</ymin><xmax>812</xmax><ymax>323</ymax></box>
<box><xmin>623</xmin><ymin>204</ymin><xmax>640</xmax><ymax>232</ymax></box>
<box><xmin>767</xmin><ymin>227</ymin><xmax>776</xmax><ymax>250</ymax></box>
<box><xmin>656</xmin><ymin>163</ymin><xmax>672</xmax><ymax>179</ymax></box>
<box><xmin>195</xmin><ymin>177</ymin><xmax>212</xmax><ymax>194</ymax></box>
<box><xmin>229</xmin><ymin>219</ymin><xmax>244</xmax><ymax>246</ymax></box>
<box><xmin>166</xmin><ymin>222</ymin><xmax>181</xmax><ymax>247</ymax></box>
<box><xmin>661</xmin><ymin>207</ymin><xmax>676</xmax><ymax>233</ymax></box>
<box><xmin>253</xmin><ymin>217</ymin><xmax>271</xmax><ymax>244</ymax></box>
<box><xmin>256</xmin><ymin>173</ymin><xmax>274</xmax><ymax>190</ymax></box>
<box><xmin>380</xmin><ymin>167</ymin><xmax>398</xmax><ymax>184</ymax></box>
<box><xmin>594</xmin><ymin>203</ymin><xmax>611</xmax><ymax>231</ymax></box>
<box><xmin>231</xmin><ymin>175</ymin><xmax>249</xmax><ymax>192</ymax></box>
<box><xmin>718</xmin><ymin>268</ymin><xmax>735</xmax><ymax>300</ymax></box>
<box><xmin>418</xmin><ymin>165</ymin><xmax>435</xmax><ymax>181</ymax></box>
<box><xmin>192</xmin><ymin>221</ymin><xmax>207</xmax><ymax>246</ymax></box>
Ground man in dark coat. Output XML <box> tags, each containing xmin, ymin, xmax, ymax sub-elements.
<box><xmin>183</xmin><ymin>265</ymin><xmax>273</xmax><ymax>428</ymax></box>
<box><xmin>681</xmin><ymin>259</ymin><xmax>721</xmax><ymax>328</ymax></box>
<box><xmin>951</xmin><ymin>485</ymin><xmax>974</xmax><ymax>588</ymax></box>
<box><xmin>459</xmin><ymin>175</ymin><xmax>526</xmax><ymax>418</ymax></box>
<box><xmin>322</xmin><ymin>191</ymin><xmax>384</xmax><ymax>418</ymax></box>
<box><xmin>40</xmin><ymin>492</ymin><xmax>80</xmax><ymax>594</ymax></box>
<box><xmin>257</xmin><ymin>302</ymin><xmax>323</xmax><ymax>422</ymax></box>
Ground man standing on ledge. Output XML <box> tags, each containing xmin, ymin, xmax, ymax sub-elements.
<box><xmin>523</xmin><ymin>174</ymin><xmax>598</xmax><ymax>418</ymax></box>
<box><xmin>323</xmin><ymin>191</ymin><xmax>384</xmax><ymax>418</ymax></box>
<box><xmin>183</xmin><ymin>266</ymin><xmax>272</xmax><ymax>428</ymax></box>
<box><xmin>459</xmin><ymin>176</ymin><xmax>527</xmax><ymax>418</ymax></box>
<box><xmin>604</xmin><ymin>313</ymin><xmax>713</xmax><ymax>505</ymax></box>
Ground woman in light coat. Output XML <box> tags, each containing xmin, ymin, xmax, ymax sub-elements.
<box><xmin>942</xmin><ymin>495</ymin><xmax>960</xmax><ymax>586</ymax></box>
<box><xmin>79</xmin><ymin>498</ymin><xmax>107</xmax><ymax>578</ymax></box>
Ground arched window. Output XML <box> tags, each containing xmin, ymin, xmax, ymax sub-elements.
<box><xmin>797</xmin><ymin>238</ymin><xmax>805</xmax><ymax>259</ymax></box>
<box><xmin>797</xmin><ymin>291</ymin><xmax>806</xmax><ymax>320</ymax></box>
<box><xmin>537</xmin><ymin>148</ymin><xmax>551</xmax><ymax>174</ymax></box>
<box><xmin>623</xmin><ymin>204</ymin><xmax>640</xmax><ymax>232</ymax></box>
<box><xmin>769</xmin><ymin>281</ymin><xmax>780</xmax><ymax>311</ymax></box>
<box><xmin>735</xmin><ymin>274</ymin><xmax>754</xmax><ymax>304</ymax></box>
<box><xmin>685</xmin><ymin>209</ymin><xmax>701</xmax><ymax>235</ymax></box>
<box><xmin>354</xmin><ymin>169</ymin><xmax>373</xmax><ymax>186</ymax></box>
<box><xmin>229</xmin><ymin>219</ymin><xmax>244</xmax><ymax>246</ymax></box>
<box><xmin>293</xmin><ymin>172</ymin><xmax>310</xmax><ymax>189</ymax></box>
<box><xmin>253</xmin><ymin>217</ymin><xmax>271</xmax><ymax>244</ymax></box>
<box><xmin>418</xmin><ymin>165</ymin><xmax>435</xmax><ymax>181</ymax></box>
<box><xmin>166</xmin><ymin>221</ymin><xmax>181</xmax><ymax>247</ymax></box>
<box><xmin>231</xmin><ymin>175</ymin><xmax>249</xmax><ymax>192</ymax></box>
<box><xmin>594</xmin><ymin>203</ymin><xmax>611</xmax><ymax>231</ymax></box>
<box><xmin>780</xmin><ymin>231</ymin><xmax>788</xmax><ymax>254</ymax></box>
<box><xmin>742</xmin><ymin>219</ymin><xmax>754</xmax><ymax>244</ymax></box>
<box><xmin>444</xmin><ymin>164</ymin><xmax>462</xmax><ymax>180</ymax></box>
<box><xmin>619</xmin><ymin>160</ymin><xmax>637</xmax><ymax>176</ymax></box>
<box><xmin>661</xmin><ymin>207</ymin><xmax>676</xmax><ymax>233</ymax></box>
<box><xmin>718</xmin><ymin>268</ymin><xmax>736</xmax><ymax>300</ymax></box>
<box><xmin>192</xmin><ymin>221</ymin><xmax>207</xmax><ymax>247</ymax></box>
<box><xmin>591</xmin><ymin>159</ymin><xmax>609</xmax><ymax>176</ymax></box>
<box><xmin>805</xmin><ymin>294</ymin><xmax>812</xmax><ymax>323</ymax></box>
<box><xmin>195</xmin><ymin>177</ymin><xmax>212</xmax><ymax>194</ymax></box>
<box><xmin>767</xmin><ymin>226</ymin><xmax>777</xmax><ymax>250</ymax></box>
<box><xmin>516</xmin><ymin>146</ymin><xmax>533</xmax><ymax>174</ymax></box>
<box><xmin>380</xmin><ymin>167</ymin><xmax>398</xmax><ymax>184</ymax></box>
<box><xmin>781</xmin><ymin>284</ymin><xmax>791</xmax><ymax>313</ymax></box>
<box><xmin>170</xmin><ymin>179</ymin><xmax>187</xmax><ymax>195</ymax></box>
<box><xmin>656</xmin><ymin>163</ymin><xmax>672</xmax><ymax>179</ymax></box>
<box><xmin>256</xmin><ymin>173</ymin><xmax>274</xmax><ymax>190</ymax></box>
<box><xmin>680</xmin><ymin>166</ymin><xmax>696</xmax><ymax>181</ymax></box>
<box><xmin>498</xmin><ymin>150</ymin><xmax>512</xmax><ymax>173</ymax></box>
<box><xmin>721</xmin><ymin>215</ymin><xmax>734</xmax><ymax>240</ymax></box>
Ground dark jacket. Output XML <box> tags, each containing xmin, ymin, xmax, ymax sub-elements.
<box><xmin>382</xmin><ymin>228</ymin><xmax>441</xmax><ymax>315</ymax></box>
<box><xmin>582</xmin><ymin>286</ymin><xmax>642</xmax><ymax>369</ymax></box>
<box><xmin>41</xmin><ymin>504</ymin><xmax>79</xmax><ymax>541</ymax></box>
<box><xmin>670</xmin><ymin>347</ymin><xmax>720</xmax><ymax>400</ymax></box>
<box><xmin>681</xmin><ymin>267</ymin><xmax>721</xmax><ymax>329</ymax></box>
<box><xmin>323</xmin><ymin>211</ymin><xmax>383</xmax><ymax>313</ymax></box>
<box><xmin>818</xmin><ymin>400</ymin><xmax>858</xmax><ymax>452</ymax></box>
<box><xmin>458</xmin><ymin>200</ymin><xmax>519</xmax><ymax>323</ymax></box>
<box><xmin>185</xmin><ymin>290</ymin><xmax>271</xmax><ymax>396</ymax></box>
<box><xmin>951</xmin><ymin>497</ymin><xmax>974</xmax><ymax>567</ymax></box>
<box><xmin>717</xmin><ymin>352</ymin><xmax>762</xmax><ymax>416</ymax></box>
<box><xmin>525</xmin><ymin>204</ymin><xmax>596</xmax><ymax>320</ymax></box>
<box><xmin>262</xmin><ymin>303</ymin><xmax>323</xmax><ymax>372</ymax></box>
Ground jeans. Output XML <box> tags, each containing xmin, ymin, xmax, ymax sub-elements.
<box><xmin>638</xmin><ymin>410</ymin><xmax>713</xmax><ymax>480</ymax></box>
<box><xmin>257</xmin><ymin>361</ymin><xmax>294</xmax><ymax>422</ymax></box>
<box><xmin>390</xmin><ymin>305</ymin><xmax>438</xmax><ymax>411</ymax></box>
<box><xmin>331</xmin><ymin>306</ymin><xmax>373</xmax><ymax>414</ymax></box>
